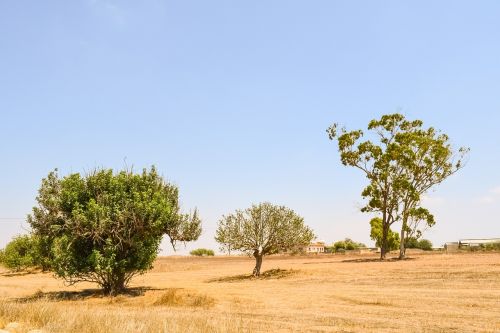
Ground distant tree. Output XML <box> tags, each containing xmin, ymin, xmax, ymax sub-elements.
<box><xmin>327</xmin><ymin>114</ymin><xmax>468</xmax><ymax>259</ymax></box>
<box><xmin>28</xmin><ymin>167</ymin><xmax>202</xmax><ymax>295</ymax></box>
<box><xmin>190</xmin><ymin>248</ymin><xmax>215</xmax><ymax>256</ymax></box>
<box><xmin>1</xmin><ymin>235</ymin><xmax>36</xmax><ymax>271</ymax></box>
<box><xmin>215</xmin><ymin>203</ymin><xmax>314</xmax><ymax>276</ymax></box>
<box><xmin>370</xmin><ymin>217</ymin><xmax>400</xmax><ymax>251</ymax></box>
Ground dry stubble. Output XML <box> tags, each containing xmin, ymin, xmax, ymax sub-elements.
<box><xmin>0</xmin><ymin>252</ymin><xmax>499</xmax><ymax>332</ymax></box>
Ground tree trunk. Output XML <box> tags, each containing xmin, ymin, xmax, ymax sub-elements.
<box><xmin>399</xmin><ymin>228</ymin><xmax>406</xmax><ymax>259</ymax></box>
<box><xmin>253</xmin><ymin>253</ymin><xmax>263</xmax><ymax>277</ymax></box>
<box><xmin>102</xmin><ymin>273</ymin><xmax>127</xmax><ymax>296</ymax></box>
<box><xmin>380</xmin><ymin>222</ymin><xmax>389</xmax><ymax>260</ymax></box>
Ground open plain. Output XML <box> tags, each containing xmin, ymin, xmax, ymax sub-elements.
<box><xmin>0</xmin><ymin>252</ymin><xmax>499</xmax><ymax>333</ymax></box>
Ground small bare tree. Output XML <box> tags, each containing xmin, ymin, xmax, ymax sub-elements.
<box><xmin>215</xmin><ymin>202</ymin><xmax>314</xmax><ymax>276</ymax></box>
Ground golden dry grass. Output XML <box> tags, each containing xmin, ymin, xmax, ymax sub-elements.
<box><xmin>0</xmin><ymin>252</ymin><xmax>499</xmax><ymax>332</ymax></box>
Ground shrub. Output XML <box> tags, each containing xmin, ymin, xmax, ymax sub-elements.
<box><xmin>190</xmin><ymin>248</ymin><xmax>215</xmax><ymax>256</ymax></box>
<box><xmin>417</xmin><ymin>239</ymin><xmax>433</xmax><ymax>251</ymax></box>
<box><xmin>406</xmin><ymin>238</ymin><xmax>433</xmax><ymax>251</ymax></box>
<box><xmin>405</xmin><ymin>237</ymin><xmax>419</xmax><ymax>249</ymax></box>
<box><xmin>333</xmin><ymin>238</ymin><xmax>366</xmax><ymax>252</ymax></box>
<box><xmin>1</xmin><ymin>235</ymin><xmax>36</xmax><ymax>271</ymax></box>
<box><xmin>483</xmin><ymin>243</ymin><xmax>500</xmax><ymax>251</ymax></box>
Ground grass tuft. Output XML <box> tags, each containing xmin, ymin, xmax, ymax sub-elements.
<box><xmin>153</xmin><ymin>289</ymin><xmax>214</xmax><ymax>308</ymax></box>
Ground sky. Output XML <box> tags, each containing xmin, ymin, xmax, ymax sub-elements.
<box><xmin>1</xmin><ymin>1</ymin><xmax>499</xmax><ymax>254</ymax></box>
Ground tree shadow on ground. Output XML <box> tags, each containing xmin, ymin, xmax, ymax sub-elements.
<box><xmin>302</xmin><ymin>257</ymin><xmax>417</xmax><ymax>265</ymax></box>
<box><xmin>207</xmin><ymin>268</ymin><xmax>298</xmax><ymax>283</ymax></box>
<box><xmin>341</xmin><ymin>257</ymin><xmax>417</xmax><ymax>263</ymax></box>
<box><xmin>15</xmin><ymin>286</ymin><xmax>166</xmax><ymax>303</ymax></box>
<box><xmin>0</xmin><ymin>270</ymin><xmax>39</xmax><ymax>277</ymax></box>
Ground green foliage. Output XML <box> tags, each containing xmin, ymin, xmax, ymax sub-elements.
<box><xmin>323</xmin><ymin>246</ymin><xmax>335</xmax><ymax>254</ymax></box>
<box><xmin>370</xmin><ymin>218</ymin><xmax>400</xmax><ymax>251</ymax></box>
<box><xmin>327</xmin><ymin>114</ymin><xmax>468</xmax><ymax>259</ymax></box>
<box><xmin>190</xmin><ymin>248</ymin><xmax>215</xmax><ymax>256</ymax></box>
<box><xmin>481</xmin><ymin>243</ymin><xmax>500</xmax><ymax>251</ymax></box>
<box><xmin>215</xmin><ymin>202</ymin><xmax>314</xmax><ymax>275</ymax></box>
<box><xmin>1</xmin><ymin>235</ymin><xmax>36</xmax><ymax>271</ymax></box>
<box><xmin>405</xmin><ymin>237</ymin><xmax>419</xmax><ymax>249</ymax></box>
<box><xmin>333</xmin><ymin>238</ymin><xmax>366</xmax><ymax>251</ymax></box>
<box><xmin>417</xmin><ymin>239</ymin><xmax>433</xmax><ymax>251</ymax></box>
<box><xmin>28</xmin><ymin>167</ymin><xmax>202</xmax><ymax>295</ymax></box>
<box><xmin>29</xmin><ymin>234</ymin><xmax>53</xmax><ymax>271</ymax></box>
<box><xmin>406</xmin><ymin>238</ymin><xmax>433</xmax><ymax>251</ymax></box>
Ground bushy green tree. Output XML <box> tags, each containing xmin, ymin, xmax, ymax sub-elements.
<box><xmin>370</xmin><ymin>217</ymin><xmax>400</xmax><ymax>251</ymax></box>
<box><xmin>28</xmin><ymin>167</ymin><xmax>202</xmax><ymax>295</ymax></box>
<box><xmin>215</xmin><ymin>203</ymin><xmax>314</xmax><ymax>276</ymax></box>
<box><xmin>1</xmin><ymin>235</ymin><xmax>36</xmax><ymax>271</ymax></box>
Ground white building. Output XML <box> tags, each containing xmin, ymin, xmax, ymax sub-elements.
<box><xmin>305</xmin><ymin>241</ymin><xmax>325</xmax><ymax>253</ymax></box>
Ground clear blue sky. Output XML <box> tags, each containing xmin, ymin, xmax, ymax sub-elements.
<box><xmin>1</xmin><ymin>1</ymin><xmax>499</xmax><ymax>254</ymax></box>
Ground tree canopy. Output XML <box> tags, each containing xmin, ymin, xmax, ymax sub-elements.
<box><xmin>28</xmin><ymin>167</ymin><xmax>201</xmax><ymax>295</ymax></box>
<box><xmin>215</xmin><ymin>202</ymin><xmax>314</xmax><ymax>276</ymax></box>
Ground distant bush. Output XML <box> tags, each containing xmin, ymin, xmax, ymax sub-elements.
<box><xmin>406</xmin><ymin>238</ymin><xmax>433</xmax><ymax>251</ymax></box>
<box><xmin>324</xmin><ymin>246</ymin><xmax>335</xmax><ymax>254</ymax></box>
<box><xmin>405</xmin><ymin>237</ymin><xmax>419</xmax><ymax>249</ymax></box>
<box><xmin>417</xmin><ymin>239</ymin><xmax>433</xmax><ymax>251</ymax></box>
<box><xmin>482</xmin><ymin>243</ymin><xmax>500</xmax><ymax>251</ymax></box>
<box><xmin>470</xmin><ymin>243</ymin><xmax>500</xmax><ymax>252</ymax></box>
<box><xmin>1</xmin><ymin>235</ymin><xmax>36</xmax><ymax>271</ymax></box>
<box><xmin>190</xmin><ymin>248</ymin><xmax>215</xmax><ymax>256</ymax></box>
<box><xmin>333</xmin><ymin>238</ymin><xmax>366</xmax><ymax>252</ymax></box>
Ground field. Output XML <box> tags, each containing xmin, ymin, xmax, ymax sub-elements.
<box><xmin>0</xmin><ymin>252</ymin><xmax>499</xmax><ymax>333</ymax></box>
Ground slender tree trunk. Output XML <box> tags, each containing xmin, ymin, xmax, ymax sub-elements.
<box><xmin>253</xmin><ymin>253</ymin><xmax>263</xmax><ymax>277</ymax></box>
<box><xmin>399</xmin><ymin>202</ymin><xmax>411</xmax><ymax>260</ymax></box>
<box><xmin>399</xmin><ymin>228</ymin><xmax>406</xmax><ymax>259</ymax></box>
<box><xmin>380</xmin><ymin>222</ymin><xmax>389</xmax><ymax>260</ymax></box>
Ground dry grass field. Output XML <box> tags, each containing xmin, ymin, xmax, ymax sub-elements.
<box><xmin>0</xmin><ymin>252</ymin><xmax>499</xmax><ymax>333</ymax></box>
